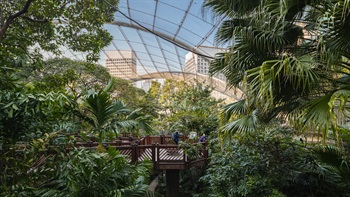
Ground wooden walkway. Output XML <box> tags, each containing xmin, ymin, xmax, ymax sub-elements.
<box><xmin>0</xmin><ymin>135</ymin><xmax>208</xmax><ymax>173</ymax></box>
<box><xmin>75</xmin><ymin>135</ymin><xmax>208</xmax><ymax>171</ymax></box>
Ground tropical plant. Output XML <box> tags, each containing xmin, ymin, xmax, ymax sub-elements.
<box><xmin>0</xmin><ymin>132</ymin><xmax>70</xmax><ymax>197</ymax></box>
<box><xmin>112</xmin><ymin>77</ymin><xmax>147</xmax><ymax>108</ymax></box>
<box><xmin>146</xmin><ymin>79</ymin><xmax>222</xmax><ymax>135</ymax></box>
<box><xmin>1</xmin><ymin>141</ymin><xmax>153</xmax><ymax>197</ymax></box>
<box><xmin>82</xmin><ymin>79</ymin><xmax>153</xmax><ymax>144</ymax></box>
<box><xmin>179</xmin><ymin>141</ymin><xmax>203</xmax><ymax>160</ymax></box>
<box><xmin>200</xmin><ymin>128</ymin><xmax>347</xmax><ymax>197</ymax></box>
<box><xmin>22</xmin><ymin>58</ymin><xmax>111</xmax><ymax>98</ymax></box>
<box><xmin>156</xmin><ymin>166</ymin><xmax>207</xmax><ymax>197</ymax></box>
<box><xmin>0</xmin><ymin>89</ymin><xmax>74</xmax><ymax>149</ymax></box>
<box><xmin>34</xmin><ymin>147</ymin><xmax>153</xmax><ymax>197</ymax></box>
<box><xmin>313</xmin><ymin>145</ymin><xmax>350</xmax><ymax>190</ymax></box>
<box><xmin>203</xmin><ymin>0</ymin><xmax>350</xmax><ymax>144</ymax></box>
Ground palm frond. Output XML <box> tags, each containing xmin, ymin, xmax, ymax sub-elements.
<box><xmin>220</xmin><ymin>99</ymin><xmax>247</xmax><ymax>123</ymax></box>
<box><xmin>298</xmin><ymin>94</ymin><xmax>332</xmax><ymax>127</ymax></box>
<box><xmin>313</xmin><ymin>145</ymin><xmax>350</xmax><ymax>186</ymax></box>
<box><xmin>220</xmin><ymin>110</ymin><xmax>259</xmax><ymax>137</ymax></box>
<box><xmin>103</xmin><ymin>78</ymin><xmax>116</xmax><ymax>92</ymax></box>
<box><xmin>314</xmin><ymin>145</ymin><xmax>345</xmax><ymax>168</ymax></box>
<box><xmin>84</xmin><ymin>91</ymin><xmax>115</xmax><ymax>129</ymax></box>
<box><xmin>247</xmin><ymin>54</ymin><xmax>321</xmax><ymax>111</ymax></box>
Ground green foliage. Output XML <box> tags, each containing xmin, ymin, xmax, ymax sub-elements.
<box><xmin>200</xmin><ymin>128</ymin><xmax>349</xmax><ymax>197</ymax></box>
<box><xmin>0</xmin><ymin>132</ymin><xmax>70</xmax><ymax>197</ymax></box>
<box><xmin>179</xmin><ymin>141</ymin><xmax>203</xmax><ymax>160</ymax></box>
<box><xmin>146</xmin><ymin>80</ymin><xmax>222</xmax><ymax>134</ymax></box>
<box><xmin>82</xmin><ymin>79</ymin><xmax>153</xmax><ymax>143</ymax></box>
<box><xmin>0</xmin><ymin>0</ymin><xmax>118</xmax><ymax>64</ymax></box>
<box><xmin>1</xmin><ymin>143</ymin><xmax>152</xmax><ymax>197</ymax></box>
<box><xmin>0</xmin><ymin>89</ymin><xmax>74</xmax><ymax>148</ymax></box>
<box><xmin>313</xmin><ymin>145</ymin><xmax>350</xmax><ymax>189</ymax></box>
<box><xmin>0</xmin><ymin>67</ymin><xmax>20</xmax><ymax>90</ymax></box>
<box><xmin>137</xmin><ymin>81</ymin><xmax>161</xmax><ymax>118</ymax></box>
<box><xmin>156</xmin><ymin>167</ymin><xmax>207</xmax><ymax>197</ymax></box>
<box><xmin>204</xmin><ymin>0</ymin><xmax>350</xmax><ymax>142</ymax></box>
<box><xmin>112</xmin><ymin>77</ymin><xmax>146</xmax><ymax>108</ymax></box>
<box><xmin>35</xmin><ymin>147</ymin><xmax>152</xmax><ymax>197</ymax></box>
<box><xmin>24</xmin><ymin>58</ymin><xmax>111</xmax><ymax>96</ymax></box>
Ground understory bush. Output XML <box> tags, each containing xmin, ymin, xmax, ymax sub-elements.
<box><xmin>1</xmin><ymin>145</ymin><xmax>153</xmax><ymax>197</ymax></box>
<box><xmin>199</xmin><ymin>128</ymin><xmax>350</xmax><ymax>197</ymax></box>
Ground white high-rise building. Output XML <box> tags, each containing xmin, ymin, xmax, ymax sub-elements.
<box><xmin>184</xmin><ymin>46</ymin><xmax>235</xmax><ymax>102</ymax></box>
<box><xmin>184</xmin><ymin>46</ymin><xmax>226</xmax><ymax>81</ymax></box>
<box><xmin>105</xmin><ymin>50</ymin><xmax>137</xmax><ymax>79</ymax></box>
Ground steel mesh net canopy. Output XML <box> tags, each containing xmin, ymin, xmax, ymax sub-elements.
<box><xmin>53</xmin><ymin>0</ymin><xmax>241</xmax><ymax>100</ymax></box>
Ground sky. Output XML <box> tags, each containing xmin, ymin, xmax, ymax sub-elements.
<box><xmin>59</xmin><ymin>0</ymin><xmax>225</xmax><ymax>77</ymax></box>
<box><xmin>100</xmin><ymin>0</ymin><xmax>223</xmax><ymax>76</ymax></box>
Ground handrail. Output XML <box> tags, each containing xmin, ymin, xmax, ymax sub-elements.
<box><xmin>3</xmin><ymin>135</ymin><xmax>208</xmax><ymax>171</ymax></box>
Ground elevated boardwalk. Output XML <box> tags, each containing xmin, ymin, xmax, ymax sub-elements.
<box><xmin>0</xmin><ymin>135</ymin><xmax>206</xmax><ymax>197</ymax></box>
<box><xmin>75</xmin><ymin>135</ymin><xmax>208</xmax><ymax>171</ymax></box>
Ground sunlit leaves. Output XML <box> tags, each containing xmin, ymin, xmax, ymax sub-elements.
<box><xmin>0</xmin><ymin>0</ymin><xmax>118</xmax><ymax>65</ymax></box>
<box><xmin>206</xmin><ymin>0</ymin><xmax>350</xmax><ymax>141</ymax></box>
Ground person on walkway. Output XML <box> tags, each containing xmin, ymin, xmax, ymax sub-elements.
<box><xmin>172</xmin><ymin>131</ymin><xmax>180</xmax><ymax>145</ymax></box>
<box><xmin>198</xmin><ymin>134</ymin><xmax>207</xmax><ymax>143</ymax></box>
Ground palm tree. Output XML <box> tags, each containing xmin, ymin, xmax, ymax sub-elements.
<box><xmin>203</xmin><ymin>0</ymin><xmax>350</xmax><ymax>144</ymax></box>
<box><xmin>83</xmin><ymin>79</ymin><xmax>153</xmax><ymax>145</ymax></box>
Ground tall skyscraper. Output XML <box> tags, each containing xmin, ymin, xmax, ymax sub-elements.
<box><xmin>184</xmin><ymin>46</ymin><xmax>226</xmax><ymax>81</ymax></box>
<box><xmin>105</xmin><ymin>50</ymin><xmax>137</xmax><ymax>79</ymax></box>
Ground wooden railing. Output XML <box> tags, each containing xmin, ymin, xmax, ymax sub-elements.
<box><xmin>74</xmin><ymin>135</ymin><xmax>208</xmax><ymax>170</ymax></box>
<box><xmin>0</xmin><ymin>135</ymin><xmax>208</xmax><ymax>171</ymax></box>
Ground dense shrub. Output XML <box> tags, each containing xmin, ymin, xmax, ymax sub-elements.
<box><xmin>1</xmin><ymin>145</ymin><xmax>152</xmax><ymax>197</ymax></box>
<box><xmin>200</xmin><ymin>128</ymin><xmax>350</xmax><ymax>197</ymax></box>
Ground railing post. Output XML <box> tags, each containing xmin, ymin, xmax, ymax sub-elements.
<box><xmin>152</xmin><ymin>143</ymin><xmax>156</xmax><ymax>162</ymax></box>
<box><xmin>156</xmin><ymin>143</ymin><xmax>160</xmax><ymax>170</ymax></box>
<box><xmin>160</xmin><ymin>135</ymin><xmax>165</xmax><ymax>144</ymax></box>
<box><xmin>131</xmin><ymin>144</ymin><xmax>138</xmax><ymax>164</ymax></box>
<box><xmin>166</xmin><ymin>169</ymin><xmax>180</xmax><ymax>197</ymax></box>
<box><xmin>146</xmin><ymin>135</ymin><xmax>150</xmax><ymax>145</ymax></box>
<box><xmin>204</xmin><ymin>143</ymin><xmax>208</xmax><ymax>158</ymax></box>
<box><xmin>152</xmin><ymin>143</ymin><xmax>156</xmax><ymax>172</ymax></box>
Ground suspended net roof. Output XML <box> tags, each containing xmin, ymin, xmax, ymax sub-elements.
<box><xmin>57</xmin><ymin>0</ymin><xmax>242</xmax><ymax>99</ymax></box>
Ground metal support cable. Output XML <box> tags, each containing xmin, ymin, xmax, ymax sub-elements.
<box><xmin>153</xmin><ymin>0</ymin><xmax>158</xmax><ymax>31</ymax></box>
<box><xmin>173</xmin><ymin>0</ymin><xmax>194</xmax><ymax>40</ymax></box>
<box><xmin>103</xmin><ymin>0</ymin><xmax>214</xmax><ymax>59</ymax></box>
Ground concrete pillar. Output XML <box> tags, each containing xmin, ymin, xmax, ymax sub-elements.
<box><xmin>166</xmin><ymin>169</ymin><xmax>180</xmax><ymax>197</ymax></box>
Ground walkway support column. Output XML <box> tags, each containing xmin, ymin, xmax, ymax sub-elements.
<box><xmin>166</xmin><ymin>169</ymin><xmax>180</xmax><ymax>197</ymax></box>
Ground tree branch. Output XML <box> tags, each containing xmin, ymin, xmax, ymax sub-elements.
<box><xmin>0</xmin><ymin>0</ymin><xmax>34</xmax><ymax>42</ymax></box>
<box><xmin>20</xmin><ymin>16</ymin><xmax>48</xmax><ymax>23</ymax></box>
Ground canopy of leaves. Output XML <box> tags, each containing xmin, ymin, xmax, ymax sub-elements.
<box><xmin>143</xmin><ymin>79</ymin><xmax>223</xmax><ymax>134</ymax></box>
<box><xmin>19</xmin><ymin>58</ymin><xmax>111</xmax><ymax>96</ymax></box>
<box><xmin>203</xmin><ymin>0</ymin><xmax>350</xmax><ymax>142</ymax></box>
<box><xmin>0</xmin><ymin>0</ymin><xmax>118</xmax><ymax>65</ymax></box>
